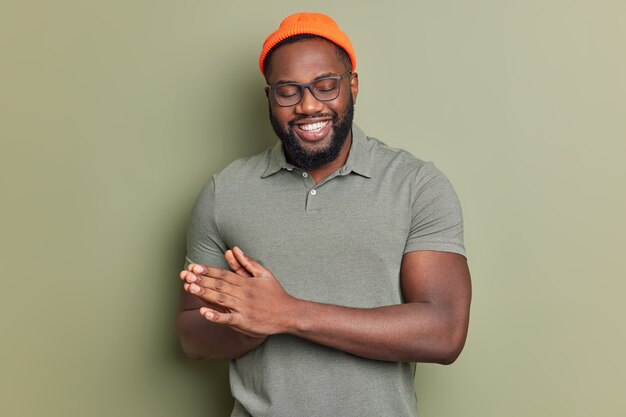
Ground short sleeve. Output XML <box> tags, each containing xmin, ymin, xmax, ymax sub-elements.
<box><xmin>185</xmin><ymin>178</ymin><xmax>229</xmax><ymax>269</ymax></box>
<box><xmin>404</xmin><ymin>162</ymin><xmax>466</xmax><ymax>256</ymax></box>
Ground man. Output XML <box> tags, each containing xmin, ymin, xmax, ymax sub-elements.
<box><xmin>177</xmin><ymin>12</ymin><xmax>471</xmax><ymax>417</ymax></box>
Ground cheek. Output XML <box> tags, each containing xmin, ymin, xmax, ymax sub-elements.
<box><xmin>328</xmin><ymin>101</ymin><xmax>347</xmax><ymax>118</ymax></box>
<box><xmin>271</xmin><ymin>107</ymin><xmax>295</xmax><ymax>125</ymax></box>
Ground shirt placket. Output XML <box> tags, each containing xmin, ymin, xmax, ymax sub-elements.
<box><xmin>298</xmin><ymin>168</ymin><xmax>349</xmax><ymax>212</ymax></box>
<box><xmin>297</xmin><ymin>170</ymin><xmax>316</xmax><ymax>212</ymax></box>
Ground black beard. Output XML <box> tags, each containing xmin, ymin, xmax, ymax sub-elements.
<box><xmin>269</xmin><ymin>97</ymin><xmax>354</xmax><ymax>171</ymax></box>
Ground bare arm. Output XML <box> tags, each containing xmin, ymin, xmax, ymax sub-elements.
<box><xmin>176</xmin><ymin>294</ymin><xmax>265</xmax><ymax>360</ymax></box>
<box><xmin>183</xmin><ymin>247</ymin><xmax>471</xmax><ymax>364</ymax></box>
<box><xmin>288</xmin><ymin>250</ymin><xmax>471</xmax><ymax>363</ymax></box>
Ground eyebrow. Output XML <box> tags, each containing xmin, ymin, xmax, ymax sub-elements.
<box><xmin>273</xmin><ymin>72</ymin><xmax>338</xmax><ymax>85</ymax></box>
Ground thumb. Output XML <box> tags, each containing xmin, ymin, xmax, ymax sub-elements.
<box><xmin>225</xmin><ymin>249</ymin><xmax>252</xmax><ymax>277</ymax></box>
<box><xmin>233</xmin><ymin>247</ymin><xmax>264</xmax><ymax>277</ymax></box>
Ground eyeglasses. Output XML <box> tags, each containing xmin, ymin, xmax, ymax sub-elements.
<box><xmin>268</xmin><ymin>70</ymin><xmax>352</xmax><ymax>107</ymax></box>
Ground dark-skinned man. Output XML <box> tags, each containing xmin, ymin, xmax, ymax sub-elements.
<box><xmin>177</xmin><ymin>12</ymin><xmax>471</xmax><ymax>417</ymax></box>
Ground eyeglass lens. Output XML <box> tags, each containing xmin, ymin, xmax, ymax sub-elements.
<box><xmin>274</xmin><ymin>77</ymin><xmax>342</xmax><ymax>106</ymax></box>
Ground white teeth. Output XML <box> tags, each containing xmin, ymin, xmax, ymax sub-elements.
<box><xmin>299</xmin><ymin>121</ymin><xmax>329</xmax><ymax>132</ymax></box>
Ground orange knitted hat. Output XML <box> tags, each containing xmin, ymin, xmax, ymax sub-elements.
<box><xmin>259</xmin><ymin>12</ymin><xmax>357</xmax><ymax>76</ymax></box>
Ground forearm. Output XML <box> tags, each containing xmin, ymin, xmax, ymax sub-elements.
<box><xmin>182</xmin><ymin>250</ymin><xmax>470</xmax><ymax>363</ymax></box>
<box><xmin>176</xmin><ymin>309</ymin><xmax>265</xmax><ymax>360</ymax></box>
<box><xmin>285</xmin><ymin>300</ymin><xmax>468</xmax><ymax>364</ymax></box>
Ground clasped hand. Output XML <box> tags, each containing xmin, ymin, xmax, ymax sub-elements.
<box><xmin>180</xmin><ymin>247</ymin><xmax>297</xmax><ymax>338</ymax></box>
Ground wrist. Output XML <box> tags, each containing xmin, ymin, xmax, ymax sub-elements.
<box><xmin>281</xmin><ymin>297</ymin><xmax>312</xmax><ymax>335</ymax></box>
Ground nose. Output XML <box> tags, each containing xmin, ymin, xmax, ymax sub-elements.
<box><xmin>295</xmin><ymin>86</ymin><xmax>324</xmax><ymax>115</ymax></box>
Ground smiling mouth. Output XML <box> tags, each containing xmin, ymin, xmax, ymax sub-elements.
<box><xmin>294</xmin><ymin>120</ymin><xmax>332</xmax><ymax>142</ymax></box>
<box><xmin>298</xmin><ymin>120</ymin><xmax>330</xmax><ymax>132</ymax></box>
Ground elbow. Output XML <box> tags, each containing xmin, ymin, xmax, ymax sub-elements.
<box><xmin>431</xmin><ymin>304</ymin><xmax>470</xmax><ymax>365</ymax></box>
<box><xmin>412</xmin><ymin>316</ymin><xmax>468</xmax><ymax>365</ymax></box>
<box><xmin>178</xmin><ymin>338</ymin><xmax>207</xmax><ymax>360</ymax></box>
<box><xmin>435</xmin><ymin>344</ymin><xmax>463</xmax><ymax>365</ymax></box>
<box><xmin>181</xmin><ymin>347</ymin><xmax>204</xmax><ymax>360</ymax></box>
<box><xmin>404</xmin><ymin>333</ymin><xmax>466</xmax><ymax>365</ymax></box>
<box><xmin>434</xmin><ymin>326</ymin><xmax>468</xmax><ymax>365</ymax></box>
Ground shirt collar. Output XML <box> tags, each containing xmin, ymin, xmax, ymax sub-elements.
<box><xmin>341</xmin><ymin>123</ymin><xmax>372</xmax><ymax>178</ymax></box>
<box><xmin>261</xmin><ymin>122</ymin><xmax>372</xmax><ymax>179</ymax></box>
<box><xmin>261</xmin><ymin>141</ymin><xmax>294</xmax><ymax>178</ymax></box>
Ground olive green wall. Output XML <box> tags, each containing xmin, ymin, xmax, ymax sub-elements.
<box><xmin>2</xmin><ymin>1</ymin><xmax>625</xmax><ymax>416</ymax></box>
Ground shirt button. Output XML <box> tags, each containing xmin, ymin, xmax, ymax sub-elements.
<box><xmin>310</xmin><ymin>189</ymin><xmax>317</xmax><ymax>196</ymax></box>
<box><xmin>302</xmin><ymin>172</ymin><xmax>308</xmax><ymax>178</ymax></box>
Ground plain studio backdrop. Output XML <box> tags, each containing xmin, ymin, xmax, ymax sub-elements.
<box><xmin>1</xmin><ymin>1</ymin><xmax>624</xmax><ymax>416</ymax></box>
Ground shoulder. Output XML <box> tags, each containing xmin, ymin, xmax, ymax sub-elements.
<box><xmin>193</xmin><ymin>148</ymin><xmax>273</xmax><ymax>205</ymax></box>
<box><xmin>213</xmin><ymin>149</ymin><xmax>273</xmax><ymax>185</ymax></box>
<box><xmin>360</xmin><ymin>134</ymin><xmax>466</xmax><ymax>256</ymax></box>
<box><xmin>355</xmin><ymin>128</ymin><xmax>458</xmax><ymax>211</ymax></box>
<box><xmin>360</xmin><ymin>133</ymin><xmax>441</xmax><ymax>184</ymax></box>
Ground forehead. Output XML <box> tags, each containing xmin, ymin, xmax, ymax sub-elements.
<box><xmin>266</xmin><ymin>38</ymin><xmax>346</xmax><ymax>84</ymax></box>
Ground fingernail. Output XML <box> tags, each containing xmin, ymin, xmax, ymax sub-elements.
<box><xmin>190</xmin><ymin>283</ymin><xmax>200</xmax><ymax>293</ymax></box>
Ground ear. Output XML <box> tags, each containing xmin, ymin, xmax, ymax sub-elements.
<box><xmin>264</xmin><ymin>86</ymin><xmax>270</xmax><ymax>99</ymax></box>
<box><xmin>350</xmin><ymin>72</ymin><xmax>359</xmax><ymax>104</ymax></box>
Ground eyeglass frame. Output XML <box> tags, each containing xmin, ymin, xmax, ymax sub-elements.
<box><xmin>267</xmin><ymin>69</ymin><xmax>353</xmax><ymax>107</ymax></box>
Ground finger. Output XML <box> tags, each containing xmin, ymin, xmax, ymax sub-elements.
<box><xmin>225</xmin><ymin>249</ymin><xmax>252</xmax><ymax>277</ymax></box>
<box><xmin>187</xmin><ymin>263</ymin><xmax>209</xmax><ymax>275</ymax></box>
<box><xmin>188</xmin><ymin>263</ymin><xmax>231</xmax><ymax>280</ymax></box>
<box><xmin>187</xmin><ymin>263</ymin><xmax>240</xmax><ymax>281</ymax></box>
<box><xmin>187</xmin><ymin>264</ymin><xmax>245</xmax><ymax>286</ymax></box>
<box><xmin>199</xmin><ymin>307</ymin><xmax>240</xmax><ymax>325</ymax></box>
<box><xmin>190</xmin><ymin>274</ymin><xmax>241</xmax><ymax>299</ymax></box>
<box><xmin>181</xmin><ymin>271</ymin><xmax>200</xmax><ymax>284</ymax></box>
<box><xmin>202</xmin><ymin>266</ymin><xmax>243</xmax><ymax>286</ymax></box>
<box><xmin>199</xmin><ymin>308</ymin><xmax>263</xmax><ymax>338</ymax></box>
<box><xmin>187</xmin><ymin>284</ymin><xmax>239</xmax><ymax>308</ymax></box>
<box><xmin>233</xmin><ymin>247</ymin><xmax>264</xmax><ymax>277</ymax></box>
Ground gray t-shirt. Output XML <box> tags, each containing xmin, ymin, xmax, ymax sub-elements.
<box><xmin>186</xmin><ymin>124</ymin><xmax>465</xmax><ymax>417</ymax></box>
